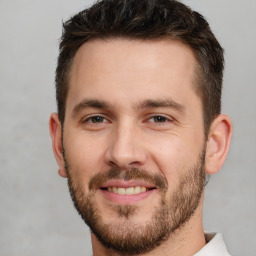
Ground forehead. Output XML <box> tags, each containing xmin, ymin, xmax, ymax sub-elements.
<box><xmin>66</xmin><ymin>38</ymin><xmax>200</xmax><ymax>113</ymax></box>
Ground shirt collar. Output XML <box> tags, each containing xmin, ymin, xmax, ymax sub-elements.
<box><xmin>194</xmin><ymin>233</ymin><xmax>231</xmax><ymax>256</ymax></box>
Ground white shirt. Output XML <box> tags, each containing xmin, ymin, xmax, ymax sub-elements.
<box><xmin>194</xmin><ymin>233</ymin><xmax>231</xmax><ymax>256</ymax></box>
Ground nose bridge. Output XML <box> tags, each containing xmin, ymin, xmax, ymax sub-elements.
<box><xmin>106</xmin><ymin>118</ymin><xmax>146</xmax><ymax>168</ymax></box>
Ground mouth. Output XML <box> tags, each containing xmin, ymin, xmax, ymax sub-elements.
<box><xmin>99</xmin><ymin>180</ymin><xmax>157</xmax><ymax>204</ymax></box>
<box><xmin>101</xmin><ymin>186</ymin><xmax>156</xmax><ymax>195</ymax></box>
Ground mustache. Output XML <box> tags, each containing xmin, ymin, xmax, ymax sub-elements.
<box><xmin>89</xmin><ymin>168</ymin><xmax>168</xmax><ymax>192</ymax></box>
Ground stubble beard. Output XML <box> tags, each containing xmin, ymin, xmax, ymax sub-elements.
<box><xmin>64</xmin><ymin>148</ymin><xmax>206</xmax><ymax>255</ymax></box>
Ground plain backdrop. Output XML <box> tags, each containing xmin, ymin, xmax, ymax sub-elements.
<box><xmin>0</xmin><ymin>0</ymin><xmax>255</xmax><ymax>255</ymax></box>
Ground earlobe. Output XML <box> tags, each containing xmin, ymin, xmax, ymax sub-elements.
<box><xmin>205</xmin><ymin>114</ymin><xmax>232</xmax><ymax>174</ymax></box>
<box><xmin>49</xmin><ymin>113</ymin><xmax>67</xmax><ymax>178</ymax></box>
<box><xmin>58</xmin><ymin>168</ymin><xmax>67</xmax><ymax>178</ymax></box>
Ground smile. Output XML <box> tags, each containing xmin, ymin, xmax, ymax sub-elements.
<box><xmin>100</xmin><ymin>181</ymin><xmax>157</xmax><ymax>204</ymax></box>
<box><xmin>104</xmin><ymin>186</ymin><xmax>154</xmax><ymax>195</ymax></box>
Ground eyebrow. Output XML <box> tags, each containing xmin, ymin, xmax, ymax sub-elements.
<box><xmin>72</xmin><ymin>98</ymin><xmax>185</xmax><ymax>117</ymax></box>
<box><xmin>135</xmin><ymin>99</ymin><xmax>185</xmax><ymax>113</ymax></box>
<box><xmin>72</xmin><ymin>99</ymin><xmax>111</xmax><ymax>117</ymax></box>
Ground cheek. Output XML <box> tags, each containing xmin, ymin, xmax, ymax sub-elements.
<box><xmin>147</xmin><ymin>134</ymin><xmax>202</xmax><ymax>187</ymax></box>
<box><xmin>63</xmin><ymin>130</ymin><xmax>106</xmax><ymax>184</ymax></box>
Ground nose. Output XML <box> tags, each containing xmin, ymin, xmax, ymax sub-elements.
<box><xmin>105</xmin><ymin>122</ymin><xmax>147</xmax><ymax>169</ymax></box>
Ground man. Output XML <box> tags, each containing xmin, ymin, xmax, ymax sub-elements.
<box><xmin>49</xmin><ymin>0</ymin><xmax>232</xmax><ymax>255</ymax></box>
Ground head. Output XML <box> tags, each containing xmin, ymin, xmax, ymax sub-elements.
<box><xmin>50</xmin><ymin>0</ymin><xmax>232</xmax><ymax>255</ymax></box>
<box><xmin>56</xmin><ymin>0</ymin><xmax>224</xmax><ymax>134</ymax></box>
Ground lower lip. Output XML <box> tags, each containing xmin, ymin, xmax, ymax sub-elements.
<box><xmin>100</xmin><ymin>189</ymin><xmax>155</xmax><ymax>204</ymax></box>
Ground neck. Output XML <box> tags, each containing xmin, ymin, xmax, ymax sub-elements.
<box><xmin>91</xmin><ymin>201</ymin><xmax>206</xmax><ymax>256</ymax></box>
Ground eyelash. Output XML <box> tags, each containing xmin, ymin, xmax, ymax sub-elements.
<box><xmin>82</xmin><ymin>114</ymin><xmax>173</xmax><ymax>125</ymax></box>
<box><xmin>82</xmin><ymin>115</ymin><xmax>109</xmax><ymax>124</ymax></box>
<box><xmin>147</xmin><ymin>115</ymin><xmax>172</xmax><ymax>124</ymax></box>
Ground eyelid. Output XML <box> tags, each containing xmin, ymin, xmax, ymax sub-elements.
<box><xmin>81</xmin><ymin>114</ymin><xmax>110</xmax><ymax>123</ymax></box>
<box><xmin>146</xmin><ymin>113</ymin><xmax>174</xmax><ymax>123</ymax></box>
<box><xmin>80</xmin><ymin>113</ymin><xmax>174</xmax><ymax>124</ymax></box>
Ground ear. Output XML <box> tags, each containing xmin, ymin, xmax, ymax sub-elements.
<box><xmin>49</xmin><ymin>113</ymin><xmax>67</xmax><ymax>178</ymax></box>
<box><xmin>205</xmin><ymin>114</ymin><xmax>232</xmax><ymax>174</ymax></box>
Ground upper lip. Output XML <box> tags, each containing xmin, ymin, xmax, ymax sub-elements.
<box><xmin>100</xmin><ymin>179</ymin><xmax>156</xmax><ymax>189</ymax></box>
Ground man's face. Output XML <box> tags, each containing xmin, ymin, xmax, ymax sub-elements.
<box><xmin>62</xmin><ymin>39</ymin><xmax>206</xmax><ymax>254</ymax></box>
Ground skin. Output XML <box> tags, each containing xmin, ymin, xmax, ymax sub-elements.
<box><xmin>50</xmin><ymin>39</ymin><xmax>232</xmax><ymax>256</ymax></box>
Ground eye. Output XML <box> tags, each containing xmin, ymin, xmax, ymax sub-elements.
<box><xmin>89</xmin><ymin>116</ymin><xmax>105</xmax><ymax>123</ymax></box>
<box><xmin>82</xmin><ymin>115</ymin><xmax>109</xmax><ymax>124</ymax></box>
<box><xmin>80</xmin><ymin>114</ymin><xmax>111</xmax><ymax>131</ymax></box>
<box><xmin>151</xmin><ymin>116</ymin><xmax>168</xmax><ymax>123</ymax></box>
<box><xmin>148</xmin><ymin>115</ymin><xmax>171</xmax><ymax>123</ymax></box>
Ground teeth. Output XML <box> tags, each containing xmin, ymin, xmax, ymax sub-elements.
<box><xmin>126</xmin><ymin>187</ymin><xmax>134</xmax><ymax>195</ymax></box>
<box><xmin>107</xmin><ymin>186</ymin><xmax>147</xmax><ymax>195</ymax></box>
<box><xmin>118</xmin><ymin>188</ymin><xmax>126</xmax><ymax>195</ymax></box>
<box><xmin>134</xmin><ymin>186</ymin><xmax>141</xmax><ymax>194</ymax></box>
<box><xmin>141</xmin><ymin>186</ymin><xmax>146</xmax><ymax>192</ymax></box>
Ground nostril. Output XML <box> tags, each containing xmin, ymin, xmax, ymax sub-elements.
<box><xmin>109</xmin><ymin>161</ymin><xmax>119</xmax><ymax>167</ymax></box>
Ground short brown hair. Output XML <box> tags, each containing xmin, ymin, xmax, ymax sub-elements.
<box><xmin>56</xmin><ymin>0</ymin><xmax>224</xmax><ymax>133</ymax></box>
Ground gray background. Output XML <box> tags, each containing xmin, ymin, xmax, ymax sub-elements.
<box><xmin>0</xmin><ymin>0</ymin><xmax>255</xmax><ymax>255</ymax></box>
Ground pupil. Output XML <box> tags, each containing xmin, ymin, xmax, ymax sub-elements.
<box><xmin>154</xmin><ymin>116</ymin><xmax>166</xmax><ymax>122</ymax></box>
<box><xmin>92</xmin><ymin>116</ymin><xmax>103</xmax><ymax>123</ymax></box>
